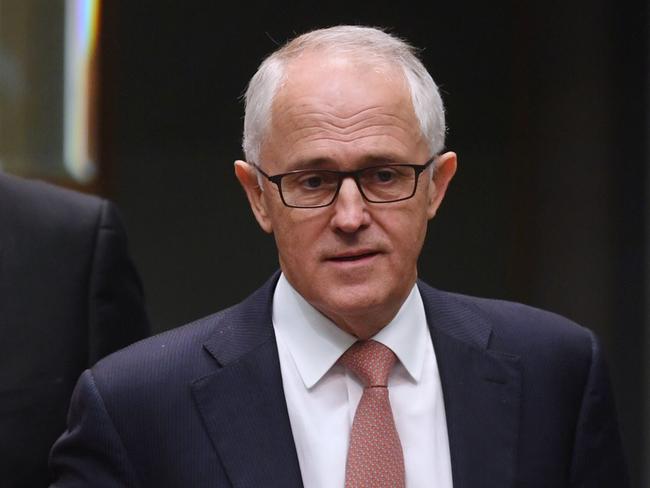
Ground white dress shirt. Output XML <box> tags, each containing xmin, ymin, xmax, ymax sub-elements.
<box><xmin>272</xmin><ymin>274</ymin><xmax>453</xmax><ymax>488</ymax></box>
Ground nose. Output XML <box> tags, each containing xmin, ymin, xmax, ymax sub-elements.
<box><xmin>330</xmin><ymin>177</ymin><xmax>371</xmax><ymax>233</ymax></box>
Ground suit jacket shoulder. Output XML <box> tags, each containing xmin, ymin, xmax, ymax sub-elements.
<box><xmin>417</xmin><ymin>281</ymin><xmax>628</xmax><ymax>487</ymax></box>
<box><xmin>90</xmin><ymin>273</ymin><xmax>277</xmax><ymax>396</ymax></box>
<box><xmin>0</xmin><ymin>171</ymin><xmax>103</xmax><ymax>230</ymax></box>
<box><xmin>420</xmin><ymin>283</ymin><xmax>594</xmax><ymax>357</ymax></box>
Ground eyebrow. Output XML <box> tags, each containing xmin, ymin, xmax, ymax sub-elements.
<box><xmin>284</xmin><ymin>158</ymin><xmax>334</xmax><ymax>172</ymax></box>
<box><xmin>284</xmin><ymin>154</ymin><xmax>404</xmax><ymax>172</ymax></box>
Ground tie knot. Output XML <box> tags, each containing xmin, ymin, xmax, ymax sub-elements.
<box><xmin>339</xmin><ymin>340</ymin><xmax>397</xmax><ymax>387</ymax></box>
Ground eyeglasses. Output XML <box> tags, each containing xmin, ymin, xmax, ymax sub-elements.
<box><xmin>253</xmin><ymin>157</ymin><xmax>436</xmax><ymax>209</ymax></box>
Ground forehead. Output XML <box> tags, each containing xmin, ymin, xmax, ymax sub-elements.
<box><xmin>262</xmin><ymin>52</ymin><xmax>426</xmax><ymax>168</ymax></box>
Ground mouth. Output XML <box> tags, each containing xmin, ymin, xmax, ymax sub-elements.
<box><xmin>327</xmin><ymin>251</ymin><xmax>380</xmax><ymax>263</ymax></box>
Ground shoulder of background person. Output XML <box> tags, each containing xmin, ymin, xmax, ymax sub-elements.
<box><xmin>0</xmin><ymin>171</ymin><xmax>105</xmax><ymax>232</ymax></box>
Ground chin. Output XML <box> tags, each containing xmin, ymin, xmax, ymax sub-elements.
<box><xmin>318</xmin><ymin>286</ymin><xmax>394</xmax><ymax>321</ymax></box>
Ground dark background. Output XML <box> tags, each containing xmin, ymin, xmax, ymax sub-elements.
<box><xmin>94</xmin><ymin>1</ymin><xmax>647</xmax><ymax>485</ymax></box>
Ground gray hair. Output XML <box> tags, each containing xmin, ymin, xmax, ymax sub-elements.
<box><xmin>242</xmin><ymin>25</ymin><xmax>446</xmax><ymax>164</ymax></box>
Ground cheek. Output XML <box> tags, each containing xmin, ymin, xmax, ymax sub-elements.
<box><xmin>385</xmin><ymin>204</ymin><xmax>430</xmax><ymax>251</ymax></box>
<box><xmin>397</xmin><ymin>223</ymin><xmax>427</xmax><ymax>264</ymax></box>
<box><xmin>271</xmin><ymin>211</ymin><xmax>323</xmax><ymax>264</ymax></box>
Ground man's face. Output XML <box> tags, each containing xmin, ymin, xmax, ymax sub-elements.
<box><xmin>236</xmin><ymin>53</ymin><xmax>456</xmax><ymax>338</ymax></box>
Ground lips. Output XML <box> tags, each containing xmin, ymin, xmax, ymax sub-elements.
<box><xmin>326</xmin><ymin>250</ymin><xmax>380</xmax><ymax>262</ymax></box>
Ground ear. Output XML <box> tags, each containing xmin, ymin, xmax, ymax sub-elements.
<box><xmin>234</xmin><ymin>160</ymin><xmax>273</xmax><ymax>233</ymax></box>
<box><xmin>426</xmin><ymin>151</ymin><xmax>457</xmax><ymax>219</ymax></box>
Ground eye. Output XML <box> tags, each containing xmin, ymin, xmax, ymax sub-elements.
<box><xmin>303</xmin><ymin>175</ymin><xmax>323</xmax><ymax>188</ymax></box>
<box><xmin>294</xmin><ymin>172</ymin><xmax>329</xmax><ymax>190</ymax></box>
<box><xmin>375</xmin><ymin>169</ymin><xmax>396</xmax><ymax>182</ymax></box>
<box><xmin>366</xmin><ymin>166</ymin><xmax>400</xmax><ymax>184</ymax></box>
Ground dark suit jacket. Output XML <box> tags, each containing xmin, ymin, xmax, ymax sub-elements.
<box><xmin>49</xmin><ymin>273</ymin><xmax>628</xmax><ymax>487</ymax></box>
<box><xmin>0</xmin><ymin>172</ymin><xmax>150</xmax><ymax>487</ymax></box>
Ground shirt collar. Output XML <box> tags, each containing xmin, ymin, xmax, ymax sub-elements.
<box><xmin>272</xmin><ymin>273</ymin><xmax>430</xmax><ymax>389</ymax></box>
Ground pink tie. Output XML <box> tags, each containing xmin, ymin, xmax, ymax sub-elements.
<box><xmin>339</xmin><ymin>340</ymin><xmax>405</xmax><ymax>488</ymax></box>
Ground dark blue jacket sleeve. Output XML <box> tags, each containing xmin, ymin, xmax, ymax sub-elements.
<box><xmin>49</xmin><ymin>370</ymin><xmax>141</xmax><ymax>487</ymax></box>
<box><xmin>569</xmin><ymin>332</ymin><xmax>629</xmax><ymax>487</ymax></box>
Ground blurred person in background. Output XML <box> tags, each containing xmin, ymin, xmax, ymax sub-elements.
<box><xmin>0</xmin><ymin>171</ymin><xmax>149</xmax><ymax>487</ymax></box>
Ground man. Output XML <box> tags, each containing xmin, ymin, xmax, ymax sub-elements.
<box><xmin>0</xmin><ymin>171</ymin><xmax>150</xmax><ymax>487</ymax></box>
<box><xmin>49</xmin><ymin>26</ymin><xmax>628</xmax><ymax>487</ymax></box>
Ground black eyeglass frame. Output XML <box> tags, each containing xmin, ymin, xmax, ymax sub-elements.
<box><xmin>252</xmin><ymin>157</ymin><xmax>437</xmax><ymax>209</ymax></box>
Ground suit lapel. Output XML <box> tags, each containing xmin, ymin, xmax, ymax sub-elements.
<box><xmin>419</xmin><ymin>283</ymin><xmax>522</xmax><ymax>488</ymax></box>
<box><xmin>191</xmin><ymin>274</ymin><xmax>303</xmax><ymax>488</ymax></box>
